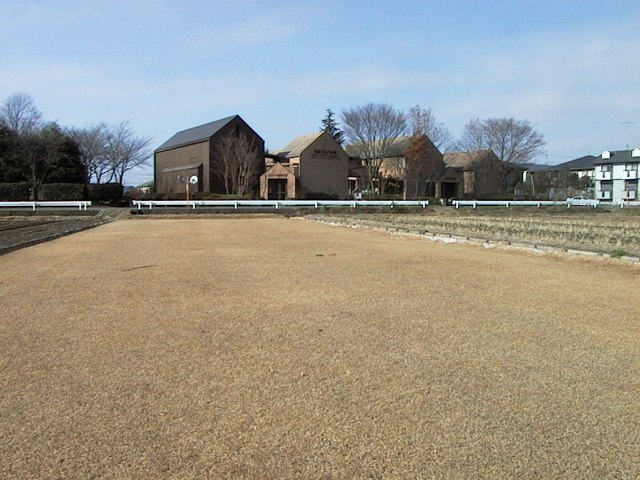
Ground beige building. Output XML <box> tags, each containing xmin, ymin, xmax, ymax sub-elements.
<box><xmin>260</xmin><ymin>132</ymin><xmax>349</xmax><ymax>199</ymax></box>
<box><xmin>154</xmin><ymin>115</ymin><xmax>264</xmax><ymax>195</ymax></box>
<box><xmin>442</xmin><ymin>150</ymin><xmax>503</xmax><ymax>199</ymax></box>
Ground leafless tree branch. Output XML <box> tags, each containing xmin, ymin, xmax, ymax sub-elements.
<box><xmin>341</xmin><ymin>102</ymin><xmax>407</xmax><ymax>192</ymax></box>
<box><xmin>212</xmin><ymin>131</ymin><xmax>262</xmax><ymax>196</ymax></box>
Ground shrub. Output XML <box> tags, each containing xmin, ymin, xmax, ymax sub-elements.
<box><xmin>192</xmin><ymin>192</ymin><xmax>254</xmax><ymax>200</ymax></box>
<box><xmin>123</xmin><ymin>188</ymin><xmax>145</xmax><ymax>202</ymax></box>
<box><xmin>40</xmin><ymin>183</ymin><xmax>85</xmax><ymax>200</ymax></box>
<box><xmin>88</xmin><ymin>183</ymin><xmax>123</xmax><ymax>204</ymax></box>
<box><xmin>362</xmin><ymin>193</ymin><xmax>403</xmax><ymax>201</ymax></box>
<box><xmin>143</xmin><ymin>192</ymin><xmax>254</xmax><ymax>200</ymax></box>
<box><xmin>304</xmin><ymin>192</ymin><xmax>339</xmax><ymax>200</ymax></box>
<box><xmin>0</xmin><ymin>182</ymin><xmax>30</xmax><ymax>201</ymax></box>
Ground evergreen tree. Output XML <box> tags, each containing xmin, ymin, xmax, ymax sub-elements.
<box><xmin>320</xmin><ymin>108</ymin><xmax>345</xmax><ymax>145</ymax></box>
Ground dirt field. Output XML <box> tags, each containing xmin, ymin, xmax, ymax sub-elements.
<box><xmin>1</xmin><ymin>217</ymin><xmax>638</xmax><ymax>479</ymax></box>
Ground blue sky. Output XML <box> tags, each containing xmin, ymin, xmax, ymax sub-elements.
<box><xmin>1</xmin><ymin>0</ymin><xmax>639</xmax><ymax>185</ymax></box>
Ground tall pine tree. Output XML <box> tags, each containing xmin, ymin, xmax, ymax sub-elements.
<box><xmin>320</xmin><ymin>108</ymin><xmax>345</xmax><ymax>145</ymax></box>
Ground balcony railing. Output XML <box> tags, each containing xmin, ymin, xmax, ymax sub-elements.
<box><xmin>597</xmin><ymin>191</ymin><xmax>612</xmax><ymax>200</ymax></box>
<box><xmin>623</xmin><ymin>190</ymin><xmax>638</xmax><ymax>200</ymax></box>
<box><xmin>595</xmin><ymin>171</ymin><xmax>612</xmax><ymax>181</ymax></box>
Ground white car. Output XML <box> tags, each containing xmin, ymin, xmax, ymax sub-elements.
<box><xmin>566</xmin><ymin>196</ymin><xmax>598</xmax><ymax>206</ymax></box>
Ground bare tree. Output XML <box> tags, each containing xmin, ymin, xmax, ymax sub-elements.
<box><xmin>0</xmin><ymin>93</ymin><xmax>43</xmax><ymax>134</ymax></box>
<box><xmin>342</xmin><ymin>102</ymin><xmax>406</xmax><ymax>192</ymax></box>
<box><xmin>103</xmin><ymin>121</ymin><xmax>152</xmax><ymax>185</ymax></box>
<box><xmin>67</xmin><ymin>123</ymin><xmax>110</xmax><ymax>184</ymax></box>
<box><xmin>458</xmin><ymin>117</ymin><xmax>545</xmax><ymax>193</ymax></box>
<box><xmin>68</xmin><ymin>122</ymin><xmax>151</xmax><ymax>185</ymax></box>
<box><xmin>459</xmin><ymin>117</ymin><xmax>545</xmax><ymax>166</ymax></box>
<box><xmin>407</xmin><ymin>105</ymin><xmax>454</xmax><ymax>152</ymax></box>
<box><xmin>212</xmin><ymin>131</ymin><xmax>263</xmax><ymax>196</ymax></box>
<box><xmin>19</xmin><ymin>122</ymin><xmax>75</xmax><ymax>200</ymax></box>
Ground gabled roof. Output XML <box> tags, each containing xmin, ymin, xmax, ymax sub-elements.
<box><xmin>549</xmin><ymin>155</ymin><xmax>596</xmax><ymax>171</ymax></box>
<box><xmin>385</xmin><ymin>136</ymin><xmax>412</xmax><ymax>157</ymax></box>
<box><xmin>523</xmin><ymin>162</ymin><xmax>552</xmax><ymax>172</ymax></box>
<box><xmin>263</xmin><ymin>161</ymin><xmax>295</xmax><ymax>176</ymax></box>
<box><xmin>273</xmin><ymin>132</ymin><xmax>324</xmax><ymax>158</ymax></box>
<box><xmin>443</xmin><ymin>150</ymin><xmax>497</xmax><ymax>170</ymax></box>
<box><xmin>345</xmin><ymin>137</ymin><xmax>409</xmax><ymax>157</ymax></box>
<box><xmin>345</xmin><ymin>135</ymin><xmax>439</xmax><ymax>158</ymax></box>
<box><xmin>155</xmin><ymin>115</ymin><xmax>238</xmax><ymax>153</ymax></box>
<box><xmin>594</xmin><ymin>148</ymin><xmax>640</xmax><ymax>165</ymax></box>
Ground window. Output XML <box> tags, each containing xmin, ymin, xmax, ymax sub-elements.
<box><xmin>600</xmin><ymin>180</ymin><xmax>613</xmax><ymax>192</ymax></box>
<box><xmin>600</xmin><ymin>165</ymin><xmax>612</xmax><ymax>172</ymax></box>
<box><xmin>625</xmin><ymin>163</ymin><xmax>638</xmax><ymax>171</ymax></box>
<box><xmin>625</xmin><ymin>180</ymin><xmax>638</xmax><ymax>191</ymax></box>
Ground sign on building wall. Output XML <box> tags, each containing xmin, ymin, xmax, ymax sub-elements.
<box><xmin>311</xmin><ymin>149</ymin><xmax>339</xmax><ymax>159</ymax></box>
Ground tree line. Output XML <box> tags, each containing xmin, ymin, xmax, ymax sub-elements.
<box><xmin>1</xmin><ymin>92</ymin><xmax>545</xmax><ymax>200</ymax></box>
<box><xmin>0</xmin><ymin>93</ymin><xmax>151</xmax><ymax>200</ymax></box>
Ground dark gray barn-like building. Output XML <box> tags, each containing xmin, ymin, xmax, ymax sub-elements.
<box><xmin>154</xmin><ymin>115</ymin><xmax>264</xmax><ymax>195</ymax></box>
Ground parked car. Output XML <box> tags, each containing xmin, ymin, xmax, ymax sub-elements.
<box><xmin>566</xmin><ymin>196</ymin><xmax>599</xmax><ymax>206</ymax></box>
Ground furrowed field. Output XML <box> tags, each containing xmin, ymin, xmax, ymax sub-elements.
<box><xmin>307</xmin><ymin>206</ymin><xmax>640</xmax><ymax>257</ymax></box>
<box><xmin>1</xmin><ymin>214</ymin><xmax>638</xmax><ymax>479</ymax></box>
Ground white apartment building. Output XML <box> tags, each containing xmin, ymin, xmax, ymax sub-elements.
<box><xmin>594</xmin><ymin>148</ymin><xmax>640</xmax><ymax>202</ymax></box>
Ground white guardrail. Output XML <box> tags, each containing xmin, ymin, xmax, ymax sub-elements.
<box><xmin>452</xmin><ymin>200</ymin><xmax>640</xmax><ymax>208</ymax></box>
<box><xmin>131</xmin><ymin>200</ymin><xmax>430</xmax><ymax>210</ymax></box>
<box><xmin>0</xmin><ymin>201</ymin><xmax>92</xmax><ymax>211</ymax></box>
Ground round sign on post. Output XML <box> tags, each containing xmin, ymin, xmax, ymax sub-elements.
<box><xmin>185</xmin><ymin>175</ymin><xmax>198</xmax><ymax>201</ymax></box>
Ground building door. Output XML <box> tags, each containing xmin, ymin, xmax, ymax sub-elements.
<box><xmin>441</xmin><ymin>182</ymin><xmax>459</xmax><ymax>199</ymax></box>
<box><xmin>268</xmin><ymin>179</ymin><xmax>287</xmax><ymax>200</ymax></box>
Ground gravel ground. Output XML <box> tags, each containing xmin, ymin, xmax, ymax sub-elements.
<box><xmin>1</xmin><ymin>217</ymin><xmax>638</xmax><ymax>479</ymax></box>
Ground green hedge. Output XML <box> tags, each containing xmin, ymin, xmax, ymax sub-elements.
<box><xmin>88</xmin><ymin>183</ymin><xmax>123</xmax><ymax>204</ymax></box>
<box><xmin>40</xmin><ymin>183</ymin><xmax>85</xmax><ymax>200</ymax></box>
<box><xmin>0</xmin><ymin>183</ymin><xmax>30</xmax><ymax>201</ymax></box>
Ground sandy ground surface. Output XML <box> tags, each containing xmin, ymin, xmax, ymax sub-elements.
<box><xmin>1</xmin><ymin>217</ymin><xmax>638</xmax><ymax>479</ymax></box>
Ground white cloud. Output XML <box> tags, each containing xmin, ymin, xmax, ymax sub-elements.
<box><xmin>179</xmin><ymin>4</ymin><xmax>321</xmax><ymax>53</ymax></box>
